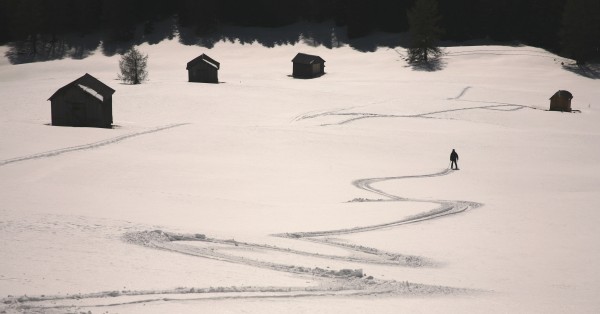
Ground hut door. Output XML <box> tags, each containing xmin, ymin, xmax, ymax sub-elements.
<box><xmin>312</xmin><ymin>64</ymin><xmax>321</xmax><ymax>76</ymax></box>
<box><xmin>199</xmin><ymin>69</ymin><xmax>211</xmax><ymax>83</ymax></box>
<box><xmin>70</xmin><ymin>102</ymin><xmax>87</xmax><ymax>126</ymax></box>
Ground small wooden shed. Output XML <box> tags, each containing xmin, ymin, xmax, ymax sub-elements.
<box><xmin>186</xmin><ymin>54</ymin><xmax>220</xmax><ymax>83</ymax></box>
<box><xmin>292</xmin><ymin>53</ymin><xmax>325</xmax><ymax>78</ymax></box>
<box><xmin>48</xmin><ymin>73</ymin><xmax>115</xmax><ymax>128</ymax></box>
<box><xmin>549</xmin><ymin>90</ymin><xmax>573</xmax><ymax>112</ymax></box>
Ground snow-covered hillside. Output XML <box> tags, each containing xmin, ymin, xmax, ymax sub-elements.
<box><xmin>1</xmin><ymin>35</ymin><xmax>599</xmax><ymax>313</ymax></box>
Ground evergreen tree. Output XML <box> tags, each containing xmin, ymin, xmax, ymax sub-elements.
<box><xmin>560</xmin><ymin>0</ymin><xmax>600</xmax><ymax>64</ymax></box>
<box><xmin>406</xmin><ymin>0</ymin><xmax>444</xmax><ymax>64</ymax></box>
<box><xmin>102</xmin><ymin>0</ymin><xmax>138</xmax><ymax>42</ymax></box>
<box><xmin>345</xmin><ymin>0</ymin><xmax>375</xmax><ymax>39</ymax></box>
<box><xmin>4</xmin><ymin>0</ymin><xmax>45</xmax><ymax>54</ymax></box>
<box><xmin>118</xmin><ymin>48</ymin><xmax>148</xmax><ymax>84</ymax></box>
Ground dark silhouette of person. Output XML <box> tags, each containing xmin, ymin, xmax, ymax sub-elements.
<box><xmin>450</xmin><ymin>149</ymin><xmax>459</xmax><ymax>170</ymax></box>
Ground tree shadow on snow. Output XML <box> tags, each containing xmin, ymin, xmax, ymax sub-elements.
<box><xmin>179</xmin><ymin>23</ymin><xmax>302</xmax><ymax>48</ymax></box>
<box><xmin>4</xmin><ymin>33</ymin><xmax>102</xmax><ymax>64</ymax></box>
<box><xmin>5</xmin><ymin>19</ymin><xmax>439</xmax><ymax>66</ymax></box>
<box><xmin>562</xmin><ymin>62</ymin><xmax>600</xmax><ymax>79</ymax></box>
<box><xmin>406</xmin><ymin>57</ymin><xmax>446</xmax><ymax>72</ymax></box>
<box><xmin>101</xmin><ymin>18</ymin><xmax>178</xmax><ymax>57</ymax></box>
<box><xmin>4</xmin><ymin>18</ymin><xmax>178</xmax><ymax>64</ymax></box>
<box><xmin>178</xmin><ymin>22</ymin><xmax>412</xmax><ymax>53</ymax></box>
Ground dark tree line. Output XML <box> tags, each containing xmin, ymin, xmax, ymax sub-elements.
<box><xmin>1</xmin><ymin>0</ymin><xmax>598</xmax><ymax>63</ymax></box>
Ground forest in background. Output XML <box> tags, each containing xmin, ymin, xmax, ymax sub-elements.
<box><xmin>0</xmin><ymin>0</ymin><xmax>598</xmax><ymax>64</ymax></box>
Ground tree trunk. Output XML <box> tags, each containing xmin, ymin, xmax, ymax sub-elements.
<box><xmin>134</xmin><ymin>58</ymin><xmax>139</xmax><ymax>84</ymax></box>
<box><xmin>30</xmin><ymin>34</ymin><xmax>37</xmax><ymax>55</ymax></box>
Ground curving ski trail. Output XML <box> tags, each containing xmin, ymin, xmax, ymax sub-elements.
<box><xmin>124</xmin><ymin>169</ymin><xmax>480</xmax><ymax>286</ymax></box>
<box><xmin>2</xmin><ymin>167</ymin><xmax>483</xmax><ymax>312</ymax></box>
<box><xmin>275</xmin><ymin>169</ymin><xmax>481</xmax><ymax>260</ymax></box>
<box><xmin>295</xmin><ymin>86</ymin><xmax>544</xmax><ymax>126</ymax></box>
<box><xmin>297</xmin><ymin>104</ymin><xmax>535</xmax><ymax>126</ymax></box>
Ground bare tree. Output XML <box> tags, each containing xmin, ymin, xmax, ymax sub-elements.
<box><xmin>118</xmin><ymin>47</ymin><xmax>148</xmax><ymax>84</ymax></box>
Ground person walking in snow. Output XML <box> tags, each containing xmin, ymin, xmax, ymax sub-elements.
<box><xmin>450</xmin><ymin>149</ymin><xmax>459</xmax><ymax>170</ymax></box>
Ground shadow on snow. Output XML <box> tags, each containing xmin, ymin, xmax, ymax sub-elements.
<box><xmin>4</xmin><ymin>20</ymin><xmax>413</xmax><ymax>65</ymax></box>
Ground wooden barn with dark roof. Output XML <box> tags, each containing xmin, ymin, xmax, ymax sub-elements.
<box><xmin>186</xmin><ymin>54</ymin><xmax>220</xmax><ymax>83</ymax></box>
<box><xmin>48</xmin><ymin>73</ymin><xmax>115</xmax><ymax>128</ymax></box>
<box><xmin>292</xmin><ymin>53</ymin><xmax>325</xmax><ymax>78</ymax></box>
<box><xmin>549</xmin><ymin>90</ymin><xmax>573</xmax><ymax>112</ymax></box>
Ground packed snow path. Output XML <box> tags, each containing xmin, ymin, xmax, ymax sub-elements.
<box><xmin>0</xmin><ymin>123</ymin><xmax>188</xmax><ymax>167</ymax></box>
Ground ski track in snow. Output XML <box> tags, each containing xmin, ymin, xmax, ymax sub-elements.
<box><xmin>0</xmin><ymin>123</ymin><xmax>188</xmax><ymax>167</ymax></box>
<box><xmin>3</xmin><ymin>281</ymin><xmax>474</xmax><ymax>313</ymax></box>
<box><xmin>447</xmin><ymin>86</ymin><xmax>472</xmax><ymax>100</ymax></box>
<box><xmin>295</xmin><ymin>86</ymin><xmax>543</xmax><ymax>126</ymax></box>
<box><xmin>2</xmin><ymin>168</ymin><xmax>482</xmax><ymax>311</ymax></box>
<box><xmin>2</xmin><ymin>91</ymin><xmax>491</xmax><ymax>311</ymax></box>
<box><xmin>280</xmin><ymin>169</ymin><xmax>481</xmax><ymax>239</ymax></box>
<box><xmin>299</xmin><ymin>104</ymin><xmax>537</xmax><ymax>126</ymax></box>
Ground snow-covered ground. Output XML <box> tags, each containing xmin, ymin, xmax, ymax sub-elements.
<box><xmin>1</xmin><ymin>34</ymin><xmax>599</xmax><ymax>313</ymax></box>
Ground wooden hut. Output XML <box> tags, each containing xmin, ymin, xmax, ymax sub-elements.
<box><xmin>48</xmin><ymin>73</ymin><xmax>115</xmax><ymax>128</ymax></box>
<box><xmin>186</xmin><ymin>54</ymin><xmax>220</xmax><ymax>83</ymax></box>
<box><xmin>549</xmin><ymin>90</ymin><xmax>573</xmax><ymax>112</ymax></box>
<box><xmin>292</xmin><ymin>53</ymin><xmax>325</xmax><ymax>78</ymax></box>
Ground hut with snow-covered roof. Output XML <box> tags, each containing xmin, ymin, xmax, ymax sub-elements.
<box><xmin>549</xmin><ymin>90</ymin><xmax>573</xmax><ymax>112</ymax></box>
<box><xmin>292</xmin><ymin>53</ymin><xmax>325</xmax><ymax>78</ymax></box>
<box><xmin>186</xmin><ymin>54</ymin><xmax>220</xmax><ymax>83</ymax></box>
<box><xmin>48</xmin><ymin>73</ymin><xmax>115</xmax><ymax>128</ymax></box>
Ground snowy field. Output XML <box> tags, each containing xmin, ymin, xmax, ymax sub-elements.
<box><xmin>1</xmin><ymin>34</ymin><xmax>599</xmax><ymax>313</ymax></box>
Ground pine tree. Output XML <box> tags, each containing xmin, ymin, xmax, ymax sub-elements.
<box><xmin>118</xmin><ymin>48</ymin><xmax>148</xmax><ymax>84</ymax></box>
<box><xmin>406</xmin><ymin>0</ymin><xmax>444</xmax><ymax>64</ymax></box>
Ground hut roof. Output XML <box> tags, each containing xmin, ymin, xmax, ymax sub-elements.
<box><xmin>292</xmin><ymin>53</ymin><xmax>325</xmax><ymax>65</ymax></box>
<box><xmin>550</xmin><ymin>90</ymin><xmax>573</xmax><ymax>100</ymax></box>
<box><xmin>77</xmin><ymin>84</ymin><xmax>104</xmax><ymax>101</ymax></box>
<box><xmin>186</xmin><ymin>54</ymin><xmax>220</xmax><ymax>70</ymax></box>
<box><xmin>48</xmin><ymin>73</ymin><xmax>115</xmax><ymax>101</ymax></box>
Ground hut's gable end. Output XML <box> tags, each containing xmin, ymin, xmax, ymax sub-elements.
<box><xmin>51</xmin><ymin>86</ymin><xmax>105</xmax><ymax>127</ymax></box>
<box><xmin>550</xmin><ymin>90</ymin><xmax>573</xmax><ymax>101</ymax></box>
<box><xmin>77</xmin><ymin>74</ymin><xmax>114</xmax><ymax>97</ymax></box>
<box><xmin>186</xmin><ymin>54</ymin><xmax>220</xmax><ymax>70</ymax></box>
<box><xmin>48</xmin><ymin>74</ymin><xmax>114</xmax><ymax>128</ymax></box>
<box><xmin>189</xmin><ymin>61</ymin><xmax>215</xmax><ymax>71</ymax></box>
<box><xmin>292</xmin><ymin>53</ymin><xmax>325</xmax><ymax>65</ymax></box>
<box><xmin>187</xmin><ymin>54</ymin><xmax>220</xmax><ymax>83</ymax></box>
<box><xmin>549</xmin><ymin>90</ymin><xmax>573</xmax><ymax>112</ymax></box>
<box><xmin>49</xmin><ymin>73</ymin><xmax>114</xmax><ymax>101</ymax></box>
<box><xmin>292</xmin><ymin>53</ymin><xmax>326</xmax><ymax>78</ymax></box>
<box><xmin>77</xmin><ymin>84</ymin><xmax>104</xmax><ymax>101</ymax></box>
<box><xmin>200</xmin><ymin>58</ymin><xmax>218</xmax><ymax>69</ymax></box>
